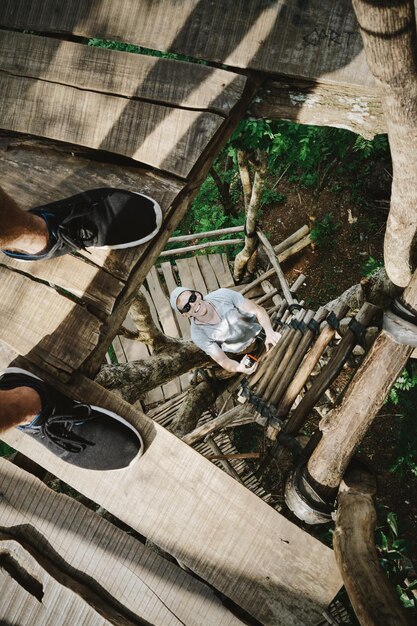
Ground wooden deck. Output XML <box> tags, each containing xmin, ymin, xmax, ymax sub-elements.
<box><xmin>0</xmin><ymin>11</ymin><xmax>344</xmax><ymax>625</ymax></box>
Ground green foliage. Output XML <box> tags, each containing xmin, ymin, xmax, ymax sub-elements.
<box><xmin>260</xmin><ymin>186</ymin><xmax>286</xmax><ymax>207</ymax></box>
<box><xmin>388</xmin><ymin>368</ymin><xmax>417</xmax><ymax>405</ymax></box>
<box><xmin>376</xmin><ymin>511</ymin><xmax>417</xmax><ymax>612</ymax></box>
<box><xmin>0</xmin><ymin>441</ymin><xmax>14</xmax><ymax>457</ymax></box>
<box><xmin>88</xmin><ymin>38</ymin><xmax>207</xmax><ymax>64</ymax></box>
<box><xmin>362</xmin><ymin>256</ymin><xmax>384</xmax><ymax>278</ymax></box>
<box><xmin>310</xmin><ymin>213</ymin><xmax>340</xmax><ymax>249</ymax></box>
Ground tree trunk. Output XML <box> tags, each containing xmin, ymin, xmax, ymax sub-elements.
<box><xmin>353</xmin><ymin>0</ymin><xmax>417</xmax><ymax>288</ymax></box>
<box><xmin>333</xmin><ymin>465</ymin><xmax>411</xmax><ymax>626</ymax></box>
<box><xmin>234</xmin><ymin>150</ymin><xmax>268</xmax><ymax>281</ymax></box>
<box><xmin>96</xmin><ymin>342</ymin><xmax>210</xmax><ymax>404</ymax></box>
<box><xmin>209</xmin><ymin>166</ymin><xmax>236</xmax><ymax>216</ymax></box>
<box><xmin>170</xmin><ymin>379</ymin><xmax>228</xmax><ymax>437</ymax></box>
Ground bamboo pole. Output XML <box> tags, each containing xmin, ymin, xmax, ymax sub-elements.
<box><xmin>159</xmin><ymin>238</ymin><xmax>243</xmax><ymax>257</ymax></box>
<box><xmin>182</xmin><ymin>405</ymin><xmax>246</xmax><ymax>446</ymax></box>
<box><xmin>205</xmin><ymin>435</ymin><xmax>244</xmax><ymax>484</ymax></box>
<box><xmin>167</xmin><ymin>225</ymin><xmax>244</xmax><ymax>243</ymax></box>
<box><xmin>284</xmin><ymin>302</ymin><xmax>379</xmax><ymax>437</ymax></box>
<box><xmin>277</xmin><ymin>302</ymin><xmax>349</xmax><ymax>418</ymax></box>
<box><xmin>257</xmin><ymin>229</ymin><xmax>294</xmax><ymax>305</ymax></box>
<box><xmin>273</xmin><ymin>225</ymin><xmax>309</xmax><ymax>255</ymax></box>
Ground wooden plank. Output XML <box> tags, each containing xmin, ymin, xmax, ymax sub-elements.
<box><xmin>188</xmin><ymin>257</ymin><xmax>207</xmax><ymax>295</ymax></box>
<box><xmin>175</xmin><ymin>258</ymin><xmax>195</xmax><ymax>290</ymax></box>
<box><xmin>197</xmin><ymin>255</ymin><xmax>220</xmax><ymax>292</ymax></box>
<box><xmin>0</xmin><ymin>74</ymin><xmax>224</xmax><ymax>178</ymax></box>
<box><xmin>0</xmin><ymin>266</ymin><xmax>100</xmax><ymax>373</ymax></box>
<box><xmin>0</xmin><ymin>545</ymin><xmax>109</xmax><ymax>626</ymax></box>
<box><xmin>208</xmin><ymin>253</ymin><xmax>234</xmax><ymax>288</ymax></box>
<box><xmin>147</xmin><ymin>267</ymin><xmax>180</xmax><ymax>339</ymax></box>
<box><xmin>2</xmin><ymin>368</ymin><xmax>343</xmax><ymax>625</ymax></box>
<box><xmin>1</xmin><ymin>255</ymin><xmax>124</xmax><ymax>316</ymax></box>
<box><xmin>146</xmin><ymin>267</ymin><xmax>180</xmax><ymax>398</ymax></box>
<box><xmin>0</xmin><ymin>30</ymin><xmax>246</xmax><ymax>116</ymax></box>
<box><xmin>160</xmin><ymin>261</ymin><xmax>190</xmax><ymax>339</ymax></box>
<box><xmin>0</xmin><ymin>135</ymin><xmax>184</xmax><ymax>282</ymax></box>
<box><xmin>0</xmin><ymin>0</ymin><xmax>376</xmax><ymax>88</ymax></box>
<box><xmin>0</xmin><ymin>460</ymin><xmax>246</xmax><ymax>626</ymax></box>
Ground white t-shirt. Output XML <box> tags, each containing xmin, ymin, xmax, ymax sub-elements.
<box><xmin>191</xmin><ymin>288</ymin><xmax>261</xmax><ymax>357</ymax></box>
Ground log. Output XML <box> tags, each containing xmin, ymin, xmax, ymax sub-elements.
<box><xmin>333</xmin><ymin>465</ymin><xmax>411</xmax><ymax>626</ymax></box>
<box><xmin>305</xmin><ymin>270</ymin><xmax>417</xmax><ymax>496</ymax></box>
<box><xmin>270</xmin><ymin>307</ymin><xmax>328</xmax><ymax>409</ymax></box>
<box><xmin>182</xmin><ymin>405</ymin><xmax>247</xmax><ymax>446</ymax></box>
<box><xmin>265</xmin><ymin>311</ymin><xmax>314</xmax><ymax>405</ymax></box>
<box><xmin>159</xmin><ymin>238</ymin><xmax>243</xmax><ymax>257</ymax></box>
<box><xmin>167</xmin><ymin>225</ymin><xmax>244</xmax><ymax>243</ymax></box>
<box><xmin>285</xmin><ymin>302</ymin><xmax>379</xmax><ymax>437</ymax></box>
<box><xmin>257</xmin><ymin>229</ymin><xmax>294</xmax><ymax>305</ymax></box>
<box><xmin>277</xmin><ymin>303</ymin><xmax>350</xmax><ymax>418</ymax></box>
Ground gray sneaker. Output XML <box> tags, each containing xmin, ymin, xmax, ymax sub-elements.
<box><xmin>0</xmin><ymin>368</ymin><xmax>143</xmax><ymax>470</ymax></box>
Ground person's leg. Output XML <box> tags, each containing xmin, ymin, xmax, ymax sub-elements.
<box><xmin>0</xmin><ymin>186</ymin><xmax>49</xmax><ymax>254</ymax></box>
<box><xmin>0</xmin><ymin>387</ymin><xmax>42</xmax><ymax>433</ymax></box>
<box><xmin>0</xmin><ymin>369</ymin><xmax>143</xmax><ymax>470</ymax></box>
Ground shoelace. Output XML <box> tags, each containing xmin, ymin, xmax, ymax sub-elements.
<box><xmin>42</xmin><ymin>403</ymin><xmax>96</xmax><ymax>453</ymax></box>
<box><xmin>53</xmin><ymin>202</ymin><xmax>99</xmax><ymax>253</ymax></box>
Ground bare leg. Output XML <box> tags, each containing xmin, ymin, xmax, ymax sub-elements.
<box><xmin>0</xmin><ymin>186</ymin><xmax>49</xmax><ymax>254</ymax></box>
<box><xmin>0</xmin><ymin>387</ymin><xmax>42</xmax><ymax>434</ymax></box>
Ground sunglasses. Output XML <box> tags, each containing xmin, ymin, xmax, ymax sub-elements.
<box><xmin>178</xmin><ymin>291</ymin><xmax>200</xmax><ymax>313</ymax></box>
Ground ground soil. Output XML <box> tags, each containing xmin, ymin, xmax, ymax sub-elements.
<box><xmin>254</xmin><ymin>158</ymin><xmax>417</xmax><ymax>576</ymax></box>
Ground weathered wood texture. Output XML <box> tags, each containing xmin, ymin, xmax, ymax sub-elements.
<box><xmin>0</xmin><ymin>135</ymin><xmax>183</xmax><ymax>282</ymax></box>
<box><xmin>250</xmin><ymin>79</ymin><xmax>385</xmax><ymax>139</ymax></box>
<box><xmin>0</xmin><ymin>76</ymin><xmax>222</xmax><ymax>179</ymax></box>
<box><xmin>0</xmin><ymin>30</ymin><xmax>246</xmax><ymax>116</ymax></box>
<box><xmin>0</xmin><ymin>266</ymin><xmax>100</xmax><ymax>375</ymax></box>
<box><xmin>0</xmin><ymin>32</ymin><xmax>248</xmax><ymax>178</ymax></box>
<box><xmin>307</xmin><ymin>329</ymin><xmax>412</xmax><ymax>490</ymax></box>
<box><xmin>1</xmin><ymin>366</ymin><xmax>342</xmax><ymax>626</ymax></box>
<box><xmin>0</xmin><ymin>0</ymin><xmax>375</xmax><ymax>87</ymax></box>
<box><xmin>0</xmin><ymin>459</ymin><xmax>245</xmax><ymax>626</ymax></box>
<box><xmin>333</xmin><ymin>467</ymin><xmax>411</xmax><ymax>626</ymax></box>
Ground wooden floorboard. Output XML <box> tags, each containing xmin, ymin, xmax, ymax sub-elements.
<box><xmin>0</xmin><ymin>459</ymin><xmax>246</xmax><ymax>626</ymax></box>
<box><xmin>197</xmin><ymin>254</ymin><xmax>221</xmax><ymax>292</ymax></box>
<box><xmin>1</xmin><ymin>254</ymin><xmax>124</xmax><ymax>317</ymax></box>
<box><xmin>0</xmin><ymin>266</ymin><xmax>100</xmax><ymax>374</ymax></box>
<box><xmin>208</xmin><ymin>253</ymin><xmax>235</xmax><ymax>288</ymax></box>
<box><xmin>2</xmin><ymin>366</ymin><xmax>343</xmax><ymax>626</ymax></box>
<box><xmin>0</xmin><ymin>30</ymin><xmax>246</xmax><ymax>116</ymax></box>
<box><xmin>0</xmin><ymin>74</ymin><xmax>224</xmax><ymax>178</ymax></box>
<box><xmin>0</xmin><ymin>0</ymin><xmax>374</xmax><ymax>88</ymax></box>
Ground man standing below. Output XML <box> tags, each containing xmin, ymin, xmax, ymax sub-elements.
<box><xmin>170</xmin><ymin>286</ymin><xmax>281</xmax><ymax>374</ymax></box>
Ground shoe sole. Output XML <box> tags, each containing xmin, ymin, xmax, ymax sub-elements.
<box><xmin>86</xmin><ymin>192</ymin><xmax>163</xmax><ymax>251</ymax></box>
<box><xmin>2</xmin><ymin>367</ymin><xmax>144</xmax><ymax>469</ymax></box>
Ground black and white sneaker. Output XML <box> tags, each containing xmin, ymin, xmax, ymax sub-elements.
<box><xmin>0</xmin><ymin>368</ymin><xmax>143</xmax><ymax>470</ymax></box>
<box><xmin>2</xmin><ymin>188</ymin><xmax>162</xmax><ymax>261</ymax></box>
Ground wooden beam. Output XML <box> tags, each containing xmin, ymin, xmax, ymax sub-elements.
<box><xmin>250</xmin><ymin>79</ymin><xmax>385</xmax><ymax>139</ymax></box>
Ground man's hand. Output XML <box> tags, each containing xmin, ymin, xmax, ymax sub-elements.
<box><xmin>235</xmin><ymin>357</ymin><xmax>258</xmax><ymax>375</ymax></box>
<box><xmin>264</xmin><ymin>330</ymin><xmax>281</xmax><ymax>352</ymax></box>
